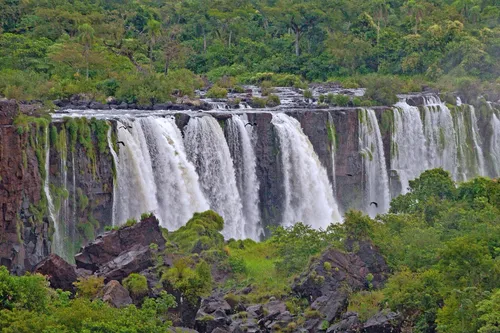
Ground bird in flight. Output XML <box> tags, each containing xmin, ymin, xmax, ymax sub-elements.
<box><xmin>346</xmin><ymin>173</ymin><xmax>353</xmax><ymax>177</ymax></box>
<box><xmin>117</xmin><ymin>141</ymin><xmax>126</xmax><ymax>147</ymax></box>
<box><xmin>119</xmin><ymin>125</ymin><xmax>133</xmax><ymax>130</ymax></box>
<box><xmin>370</xmin><ymin>202</ymin><xmax>378</xmax><ymax>208</ymax></box>
<box><xmin>245</xmin><ymin>122</ymin><xmax>257</xmax><ymax>127</ymax></box>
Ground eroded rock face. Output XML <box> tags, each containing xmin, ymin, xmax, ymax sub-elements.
<box><xmin>33</xmin><ymin>254</ymin><xmax>78</xmax><ymax>292</ymax></box>
<box><xmin>0</xmin><ymin>100</ymin><xmax>49</xmax><ymax>274</ymax></box>
<box><xmin>75</xmin><ymin>216</ymin><xmax>165</xmax><ymax>272</ymax></box>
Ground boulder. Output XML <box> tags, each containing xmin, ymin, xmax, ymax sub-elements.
<box><xmin>195</xmin><ymin>295</ymin><xmax>233</xmax><ymax>333</ymax></box>
<box><xmin>33</xmin><ymin>254</ymin><xmax>78</xmax><ymax>292</ymax></box>
<box><xmin>168</xmin><ymin>328</ymin><xmax>199</xmax><ymax>333</ymax></box>
<box><xmin>100</xmin><ymin>280</ymin><xmax>133</xmax><ymax>308</ymax></box>
<box><xmin>344</xmin><ymin>240</ymin><xmax>390</xmax><ymax>289</ymax></box>
<box><xmin>327</xmin><ymin>312</ymin><xmax>360</xmax><ymax>333</ymax></box>
<box><xmin>96</xmin><ymin>244</ymin><xmax>154</xmax><ymax>282</ymax></box>
<box><xmin>75</xmin><ymin>216</ymin><xmax>165</xmax><ymax>272</ymax></box>
<box><xmin>310</xmin><ymin>291</ymin><xmax>348</xmax><ymax>323</ymax></box>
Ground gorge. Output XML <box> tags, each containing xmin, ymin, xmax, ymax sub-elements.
<box><xmin>1</xmin><ymin>91</ymin><xmax>500</xmax><ymax>271</ymax></box>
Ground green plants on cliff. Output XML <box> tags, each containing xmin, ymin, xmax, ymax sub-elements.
<box><xmin>13</xmin><ymin>114</ymin><xmax>50</xmax><ymax>136</ymax></box>
<box><xmin>206</xmin><ymin>86</ymin><xmax>228</xmax><ymax>98</ymax></box>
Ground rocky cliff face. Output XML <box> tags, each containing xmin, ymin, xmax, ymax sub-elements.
<box><xmin>0</xmin><ymin>100</ymin><xmax>49</xmax><ymax>274</ymax></box>
<box><xmin>0</xmin><ymin>101</ymin><xmax>114</xmax><ymax>273</ymax></box>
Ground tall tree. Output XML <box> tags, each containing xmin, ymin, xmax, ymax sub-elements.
<box><xmin>77</xmin><ymin>23</ymin><xmax>95</xmax><ymax>80</ymax></box>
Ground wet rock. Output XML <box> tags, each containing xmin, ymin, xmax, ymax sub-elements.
<box><xmin>153</xmin><ymin>102</ymin><xmax>173</xmax><ymax>110</ymax></box>
<box><xmin>100</xmin><ymin>280</ymin><xmax>133</xmax><ymax>308</ymax></box>
<box><xmin>89</xmin><ymin>101</ymin><xmax>110</xmax><ymax>110</ymax></box>
<box><xmin>195</xmin><ymin>295</ymin><xmax>233</xmax><ymax>333</ymax></box>
<box><xmin>75</xmin><ymin>215</ymin><xmax>165</xmax><ymax>272</ymax></box>
<box><xmin>311</xmin><ymin>291</ymin><xmax>348</xmax><ymax>323</ymax></box>
<box><xmin>344</xmin><ymin>240</ymin><xmax>390</xmax><ymax>289</ymax></box>
<box><xmin>168</xmin><ymin>328</ymin><xmax>200</xmax><ymax>333</ymax></box>
<box><xmin>33</xmin><ymin>254</ymin><xmax>78</xmax><ymax>292</ymax></box>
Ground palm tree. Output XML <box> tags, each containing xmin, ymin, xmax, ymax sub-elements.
<box><xmin>78</xmin><ymin>24</ymin><xmax>95</xmax><ymax>80</ymax></box>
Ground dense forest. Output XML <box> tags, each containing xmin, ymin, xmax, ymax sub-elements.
<box><xmin>0</xmin><ymin>0</ymin><xmax>499</xmax><ymax>104</ymax></box>
<box><xmin>0</xmin><ymin>169</ymin><xmax>499</xmax><ymax>332</ymax></box>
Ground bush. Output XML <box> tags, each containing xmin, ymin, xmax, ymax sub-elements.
<box><xmin>74</xmin><ymin>276</ymin><xmax>105</xmax><ymax>299</ymax></box>
<box><xmin>303</xmin><ymin>89</ymin><xmax>313</xmax><ymax>99</ymax></box>
<box><xmin>363</xmin><ymin>75</ymin><xmax>401</xmax><ymax>105</ymax></box>
<box><xmin>266</xmin><ymin>94</ymin><xmax>281</xmax><ymax>107</ymax></box>
<box><xmin>332</xmin><ymin>94</ymin><xmax>350</xmax><ymax>106</ymax></box>
<box><xmin>348</xmin><ymin>291</ymin><xmax>384</xmax><ymax>321</ymax></box>
<box><xmin>122</xmin><ymin>273</ymin><xmax>149</xmax><ymax>299</ymax></box>
<box><xmin>250</xmin><ymin>97</ymin><xmax>267</xmax><ymax>108</ymax></box>
<box><xmin>206</xmin><ymin>86</ymin><xmax>228</xmax><ymax>98</ymax></box>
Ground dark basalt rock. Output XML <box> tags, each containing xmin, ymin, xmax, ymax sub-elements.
<box><xmin>75</xmin><ymin>216</ymin><xmax>165</xmax><ymax>272</ymax></box>
<box><xmin>96</xmin><ymin>244</ymin><xmax>154</xmax><ymax>282</ymax></box>
<box><xmin>345</xmin><ymin>240</ymin><xmax>390</xmax><ymax>289</ymax></box>
<box><xmin>327</xmin><ymin>312</ymin><xmax>360</xmax><ymax>333</ymax></box>
<box><xmin>99</xmin><ymin>280</ymin><xmax>133</xmax><ymax>308</ymax></box>
<box><xmin>33</xmin><ymin>254</ymin><xmax>78</xmax><ymax>292</ymax></box>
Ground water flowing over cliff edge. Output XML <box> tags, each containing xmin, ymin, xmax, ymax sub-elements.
<box><xmin>1</xmin><ymin>92</ymin><xmax>499</xmax><ymax>271</ymax></box>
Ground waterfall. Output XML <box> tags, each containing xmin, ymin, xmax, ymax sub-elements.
<box><xmin>391</xmin><ymin>101</ymin><xmax>427</xmax><ymax>194</ymax></box>
<box><xmin>491</xmin><ymin>113</ymin><xmax>500</xmax><ymax>176</ymax></box>
<box><xmin>453</xmin><ymin>109</ymin><xmax>469</xmax><ymax>181</ymax></box>
<box><xmin>113</xmin><ymin>119</ymin><xmax>159</xmax><ymax>225</ymax></box>
<box><xmin>358</xmin><ymin>109</ymin><xmax>390</xmax><ymax>216</ymax></box>
<box><xmin>43</xmin><ymin>128</ymin><xmax>63</xmax><ymax>257</ymax></box>
<box><xmin>71</xmin><ymin>150</ymin><xmax>77</xmax><ymax>245</ymax></box>
<box><xmin>226</xmin><ymin>114</ymin><xmax>262</xmax><ymax>240</ymax></box>
<box><xmin>58</xmin><ymin>128</ymin><xmax>70</xmax><ymax>259</ymax></box>
<box><xmin>107</xmin><ymin>126</ymin><xmax>119</xmax><ymax>227</ymax></box>
<box><xmin>470</xmin><ymin>106</ymin><xmax>486</xmax><ymax>176</ymax></box>
<box><xmin>271</xmin><ymin>113</ymin><xmax>341</xmax><ymax>228</ymax></box>
<box><xmin>184</xmin><ymin>116</ymin><xmax>246</xmax><ymax>239</ymax></box>
<box><xmin>139</xmin><ymin>117</ymin><xmax>209</xmax><ymax>229</ymax></box>
<box><xmin>422</xmin><ymin>96</ymin><xmax>458</xmax><ymax>179</ymax></box>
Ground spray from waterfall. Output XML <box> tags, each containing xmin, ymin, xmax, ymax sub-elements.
<box><xmin>358</xmin><ymin>109</ymin><xmax>390</xmax><ymax>216</ymax></box>
<box><xmin>184</xmin><ymin>116</ymin><xmax>246</xmax><ymax>239</ymax></box>
<box><xmin>271</xmin><ymin>113</ymin><xmax>342</xmax><ymax>228</ymax></box>
<box><xmin>226</xmin><ymin>115</ymin><xmax>262</xmax><ymax>240</ymax></box>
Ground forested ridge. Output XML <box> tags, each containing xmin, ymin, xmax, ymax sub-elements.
<box><xmin>0</xmin><ymin>0</ymin><xmax>499</xmax><ymax>104</ymax></box>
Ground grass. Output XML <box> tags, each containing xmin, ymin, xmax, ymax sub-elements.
<box><xmin>226</xmin><ymin>241</ymin><xmax>289</xmax><ymax>302</ymax></box>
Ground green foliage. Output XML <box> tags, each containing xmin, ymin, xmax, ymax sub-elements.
<box><xmin>348</xmin><ymin>291</ymin><xmax>385</xmax><ymax>321</ymax></box>
<box><xmin>0</xmin><ymin>267</ymin><xmax>50</xmax><ymax>312</ymax></box>
<box><xmin>206</xmin><ymin>86</ymin><xmax>228</xmax><ymax>98</ymax></box>
<box><xmin>123</xmin><ymin>274</ymin><xmax>149</xmax><ymax>299</ymax></box>
<box><xmin>73</xmin><ymin>276</ymin><xmax>105</xmax><ymax>299</ymax></box>
<box><xmin>270</xmin><ymin>222</ymin><xmax>343</xmax><ymax>275</ymax></box>
<box><xmin>169</xmin><ymin>210</ymin><xmax>224</xmax><ymax>253</ymax></box>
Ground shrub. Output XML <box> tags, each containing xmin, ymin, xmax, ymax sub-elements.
<box><xmin>347</xmin><ymin>291</ymin><xmax>384</xmax><ymax>321</ymax></box>
<box><xmin>74</xmin><ymin>276</ymin><xmax>105</xmax><ymax>299</ymax></box>
<box><xmin>303</xmin><ymin>89</ymin><xmax>313</xmax><ymax>99</ymax></box>
<box><xmin>122</xmin><ymin>273</ymin><xmax>149</xmax><ymax>299</ymax></box>
<box><xmin>333</xmin><ymin>94</ymin><xmax>350</xmax><ymax>106</ymax></box>
<box><xmin>250</xmin><ymin>97</ymin><xmax>267</xmax><ymax>108</ymax></box>
<box><xmin>206</xmin><ymin>86</ymin><xmax>228</xmax><ymax>98</ymax></box>
<box><xmin>363</xmin><ymin>75</ymin><xmax>401</xmax><ymax>106</ymax></box>
<box><xmin>266</xmin><ymin>94</ymin><xmax>281</xmax><ymax>107</ymax></box>
<box><xmin>229</xmin><ymin>256</ymin><xmax>247</xmax><ymax>274</ymax></box>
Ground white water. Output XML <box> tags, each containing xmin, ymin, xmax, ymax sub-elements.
<box><xmin>184</xmin><ymin>116</ymin><xmax>246</xmax><ymax>239</ymax></box>
<box><xmin>271</xmin><ymin>113</ymin><xmax>342</xmax><ymax>228</ymax></box>
<box><xmin>107</xmin><ymin>126</ymin><xmax>119</xmax><ymax>227</ymax></box>
<box><xmin>43</xmin><ymin>128</ymin><xmax>63</xmax><ymax>257</ymax></box>
<box><xmin>328</xmin><ymin>114</ymin><xmax>337</xmax><ymax>195</ymax></box>
<box><xmin>392</xmin><ymin>101</ymin><xmax>428</xmax><ymax>194</ymax></box>
<box><xmin>112</xmin><ymin>117</ymin><xmax>209</xmax><ymax>229</ymax></box>
<box><xmin>113</xmin><ymin>119</ymin><xmax>159</xmax><ymax>225</ymax></box>
<box><xmin>491</xmin><ymin>113</ymin><xmax>500</xmax><ymax>176</ymax></box>
<box><xmin>140</xmin><ymin>117</ymin><xmax>209</xmax><ymax>229</ymax></box>
<box><xmin>470</xmin><ymin>106</ymin><xmax>486</xmax><ymax>177</ymax></box>
<box><xmin>422</xmin><ymin>96</ymin><xmax>458</xmax><ymax>179</ymax></box>
<box><xmin>226</xmin><ymin>115</ymin><xmax>262</xmax><ymax>240</ymax></box>
<box><xmin>359</xmin><ymin>109</ymin><xmax>390</xmax><ymax>216</ymax></box>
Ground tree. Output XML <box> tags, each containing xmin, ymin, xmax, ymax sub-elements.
<box><xmin>77</xmin><ymin>23</ymin><xmax>95</xmax><ymax>80</ymax></box>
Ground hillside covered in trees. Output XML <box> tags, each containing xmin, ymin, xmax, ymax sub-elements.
<box><xmin>0</xmin><ymin>0</ymin><xmax>500</xmax><ymax>104</ymax></box>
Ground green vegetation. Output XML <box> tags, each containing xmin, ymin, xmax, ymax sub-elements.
<box><xmin>123</xmin><ymin>273</ymin><xmax>149</xmax><ymax>299</ymax></box>
<box><xmin>0</xmin><ymin>0</ymin><xmax>498</xmax><ymax>105</ymax></box>
<box><xmin>0</xmin><ymin>268</ymin><xmax>176</xmax><ymax>332</ymax></box>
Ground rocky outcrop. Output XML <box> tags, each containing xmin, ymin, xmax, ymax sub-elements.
<box><xmin>0</xmin><ymin>100</ymin><xmax>50</xmax><ymax>274</ymax></box>
<box><xmin>326</xmin><ymin>311</ymin><xmax>402</xmax><ymax>333</ymax></box>
<box><xmin>33</xmin><ymin>254</ymin><xmax>78</xmax><ymax>291</ymax></box>
<box><xmin>75</xmin><ymin>215</ymin><xmax>165</xmax><ymax>273</ymax></box>
<box><xmin>99</xmin><ymin>280</ymin><xmax>133</xmax><ymax>308</ymax></box>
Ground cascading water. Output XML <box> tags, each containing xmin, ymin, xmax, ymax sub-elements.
<box><xmin>470</xmin><ymin>106</ymin><xmax>486</xmax><ymax>176</ymax></box>
<box><xmin>184</xmin><ymin>116</ymin><xmax>246</xmax><ymax>239</ymax></box>
<box><xmin>327</xmin><ymin>113</ymin><xmax>337</xmax><ymax>195</ymax></box>
<box><xmin>113</xmin><ymin>119</ymin><xmax>159</xmax><ymax>225</ymax></box>
<box><xmin>422</xmin><ymin>96</ymin><xmax>458</xmax><ymax>179</ymax></box>
<box><xmin>139</xmin><ymin>117</ymin><xmax>209</xmax><ymax>229</ymax></box>
<box><xmin>358</xmin><ymin>109</ymin><xmax>390</xmax><ymax>216</ymax></box>
<box><xmin>43</xmin><ymin>128</ymin><xmax>64</xmax><ymax>258</ymax></box>
<box><xmin>491</xmin><ymin>113</ymin><xmax>500</xmax><ymax>176</ymax></box>
<box><xmin>271</xmin><ymin>113</ymin><xmax>341</xmax><ymax>228</ymax></box>
<box><xmin>391</xmin><ymin>101</ymin><xmax>428</xmax><ymax>194</ymax></box>
<box><xmin>226</xmin><ymin>115</ymin><xmax>262</xmax><ymax>240</ymax></box>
